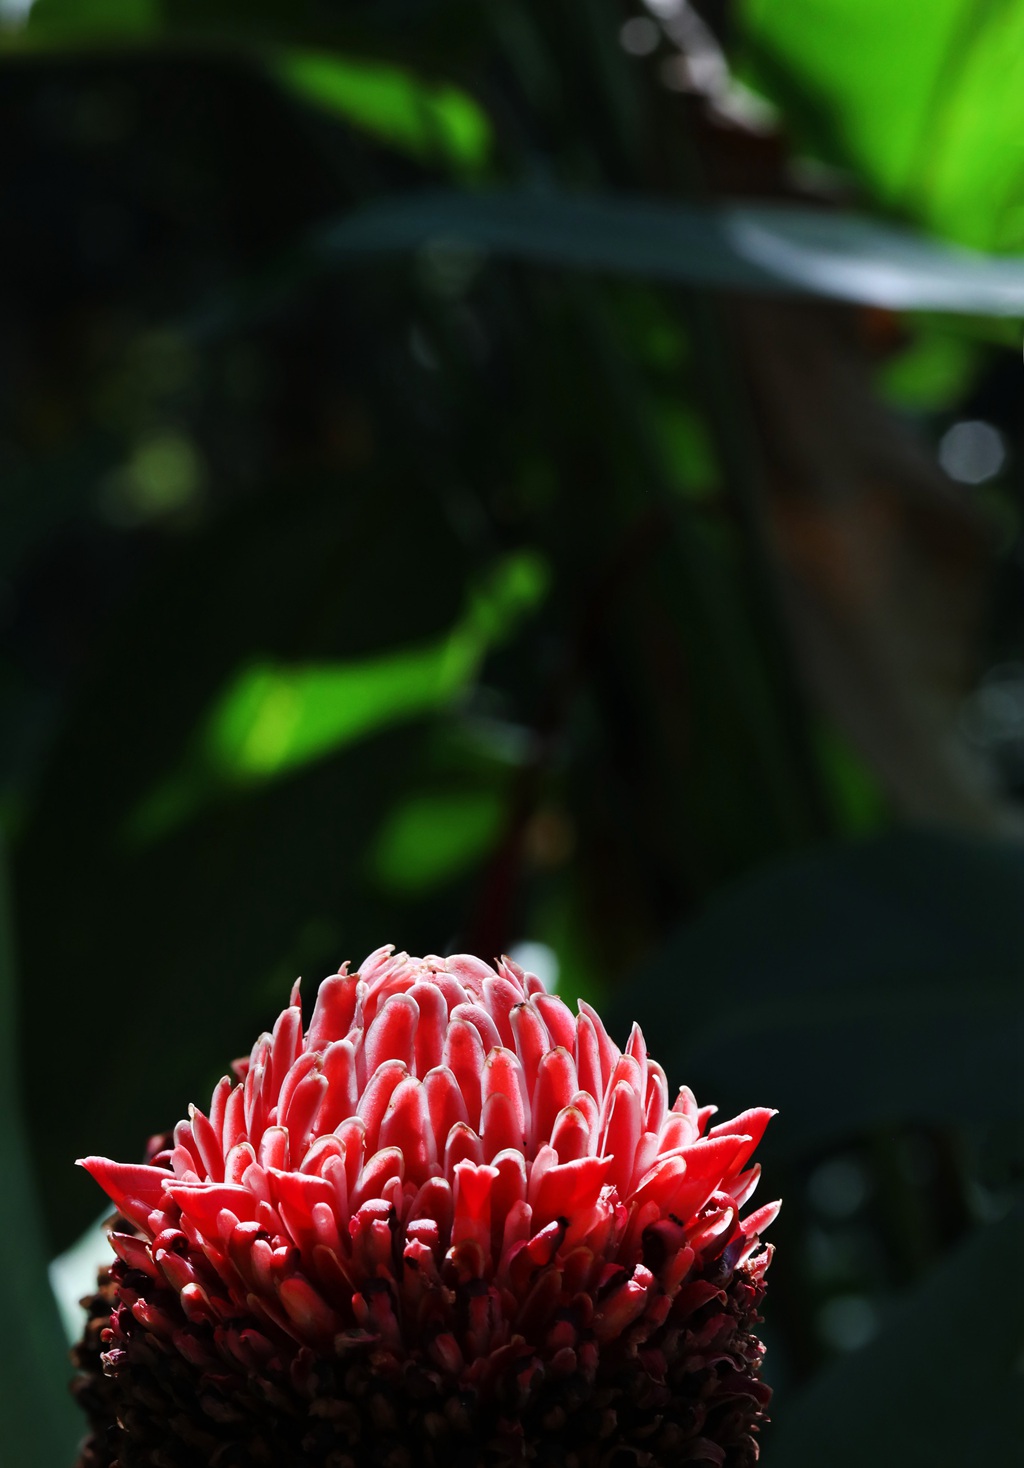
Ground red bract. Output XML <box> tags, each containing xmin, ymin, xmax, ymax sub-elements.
<box><xmin>75</xmin><ymin>949</ymin><xmax>778</xmax><ymax>1468</ymax></box>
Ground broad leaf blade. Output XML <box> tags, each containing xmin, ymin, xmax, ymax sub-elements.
<box><xmin>769</xmin><ymin>1207</ymin><xmax>1024</xmax><ymax>1468</ymax></box>
<box><xmin>615</xmin><ymin>830</ymin><xmax>1024</xmax><ymax>1149</ymax></box>
<box><xmin>739</xmin><ymin>0</ymin><xmax>1024</xmax><ymax>251</ymax></box>
<box><xmin>275</xmin><ymin>51</ymin><xmax>491</xmax><ymax>174</ymax></box>
<box><xmin>0</xmin><ymin>842</ymin><xmax>81</xmax><ymax>1465</ymax></box>
<box><xmin>308</xmin><ymin>191</ymin><xmax>1024</xmax><ymax>314</ymax></box>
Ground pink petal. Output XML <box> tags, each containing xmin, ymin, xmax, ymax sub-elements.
<box><xmin>108</xmin><ymin>1232</ymin><xmax>160</xmax><ymax>1279</ymax></box>
<box><xmin>322</xmin><ymin>1154</ymin><xmax>349</xmax><ymax>1221</ymax></box>
<box><xmin>444</xmin><ymin>1121</ymin><xmax>485</xmax><ymax>1174</ymax></box>
<box><xmin>365</xmin><ymin>992</ymin><xmax>419</xmax><ymax>1075</ymax></box>
<box><xmin>317</xmin><ymin>1039</ymin><xmax>359</xmax><ymax>1134</ymax></box>
<box><xmin>629</xmin><ymin>1131</ymin><xmax>661</xmax><ymax>1192</ymax></box>
<box><xmin>482</xmin><ymin>976</ymin><xmax>522</xmax><ymax>1047</ymax></box>
<box><xmin>277</xmin><ymin>1274</ymin><xmax>337</xmax><ymax>1339</ymax></box>
<box><xmin>167</xmin><ymin>1182</ymin><xmax>261</xmax><ymax>1237</ymax></box>
<box><xmin>442</xmin><ymin>1018</ymin><xmax>485</xmax><ymax>1124</ymax></box>
<box><xmin>549</xmin><ymin>1105</ymin><xmax>590</xmax><ymax>1164</ymax></box>
<box><xmin>281</xmin><ymin>1070</ymin><xmax>328</xmax><ymax>1160</ymax></box>
<box><xmin>578</xmin><ymin>1001</ymin><xmax>620</xmax><ymax>1089</ymax></box>
<box><xmin>78</xmin><ymin>1158</ymin><xmax>171</xmax><ymax>1235</ymax></box>
<box><xmin>574</xmin><ymin>1013</ymin><xmax>603</xmax><ymax>1102</ymax></box>
<box><xmin>510</xmin><ymin>1002</ymin><xmax>549</xmax><ymax>1092</ymax></box>
<box><xmin>444</xmin><ymin>954</ymin><xmax>497</xmax><ymax>996</ymax></box>
<box><xmin>424</xmin><ymin>972</ymin><xmax>469</xmax><ymax>1016</ymax></box>
<box><xmin>239</xmin><ymin>1161</ymin><xmax>271</xmax><ymax>1205</ymax></box>
<box><xmin>423</xmin><ymin>1065</ymin><xmax>470</xmax><ymax>1156</ymax></box>
<box><xmin>452</xmin><ymin>1160</ymin><xmax>499</xmax><ymax>1252</ymax></box>
<box><xmin>267</xmin><ymin>1005</ymin><xmax>303</xmax><ymax>1104</ymax></box>
<box><xmin>481</xmin><ymin>1047</ymin><xmax>527</xmax><ymax>1135</ymax></box>
<box><xmin>220</xmin><ymin>1082</ymin><xmax>246</xmax><ymax>1155</ymax></box>
<box><xmin>172</xmin><ymin>1120</ymin><xmax>203</xmax><ymax>1177</ymax></box>
<box><xmin>377</xmin><ymin>1076</ymin><xmax>437</xmax><ymax>1183</ymax></box>
<box><xmin>408</xmin><ymin>1175</ymin><xmax>454</xmax><ymax>1249</ymax></box>
<box><xmin>667</xmin><ymin>1136</ymin><xmax>754</xmax><ymax>1222</ymax></box>
<box><xmin>481</xmin><ymin>1089</ymin><xmax>524</xmax><ymax>1160</ymax></box>
<box><xmin>334</xmin><ymin>1116</ymin><xmax>365</xmax><ymax>1198</ymax></box>
<box><xmin>532</xmin><ymin>1048</ymin><xmax>577</xmax><ymax>1148</ymax></box>
<box><xmin>533</xmin><ymin>993</ymin><xmax>577</xmax><ymax>1052</ymax></box>
<box><xmin>224</xmin><ymin>1141</ymin><xmax>257</xmax><ymax>1187</ymax></box>
<box><xmin>257</xmin><ymin>1126</ymin><xmax>290</xmax><ymax>1172</ymax></box>
<box><xmin>625</xmin><ymin>1022</ymin><xmax>648</xmax><ymax>1070</ymax></box>
<box><xmin>409</xmin><ymin>981</ymin><xmax>449</xmax><ymax>1075</ymax></box>
<box><xmin>594</xmin><ymin>1263</ymin><xmax>655</xmax><ymax>1341</ymax></box>
<box><xmin>350</xmin><ymin>1146</ymin><xmax>404</xmax><ymax>1210</ymax></box>
<box><xmin>207</xmin><ymin>1077</ymin><xmax>232</xmax><ymax>1147</ymax></box>
<box><xmin>450</xmin><ymin>1001</ymin><xmax>502</xmax><ymax>1057</ymax></box>
<box><xmin>741</xmin><ymin>1199</ymin><xmax>781</xmax><ymax>1239</ymax></box>
<box><xmin>356</xmin><ymin>1058</ymin><xmax>409</xmax><ymax>1153</ymax></box>
<box><xmin>490</xmin><ymin>1148</ymin><xmax>528</xmax><ymax>1221</ymax></box>
<box><xmin>599</xmin><ymin>1080</ymin><xmax>641</xmax><ymax>1195</ymax></box>
<box><xmin>305</xmin><ymin>974</ymin><xmax>360</xmax><ymax>1051</ymax></box>
<box><xmin>531</xmin><ymin>1155</ymin><xmax>612</xmax><ymax>1230</ymax></box>
<box><xmin>671</xmin><ymin>1084</ymin><xmax>699</xmax><ymax>1122</ymax></box>
<box><xmin>658</xmin><ymin>1113</ymin><xmax>697</xmax><ymax>1153</ymax></box>
<box><xmin>727</xmin><ymin>1164</ymin><xmax>762</xmax><ymax>1209</ymax></box>
<box><xmin>275</xmin><ymin>1051</ymin><xmax>320</xmax><ymax>1129</ymax></box>
<box><xmin>630</xmin><ymin>1155</ymin><xmax>688</xmax><ymax>1214</ymax></box>
<box><xmin>298</xmin><ymin>1134</ymin><xmax>345</xmax><ymax>1176</ymax></box>
<box><xmin>569</xmin><ymin>1089</ymin><xmax>600</xmax><ymax>1135</ymax></box>
<box><xmin>243</xmin><ymin>1053</ymin><xmax>268</xmax><ymax>1138</ymax></box>
<box><xmin>644</xmin><ymin>1062</ymin><xmax>669</xmax><ymax>1134</ymax></box>
<box><xmin>708</xmin><ymin>1108</ymin><xmax>777</xmax><ymax>1178</ymax></box>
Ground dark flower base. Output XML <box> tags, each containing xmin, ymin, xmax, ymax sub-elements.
<box><xmin>71</xmin><ymin>1238</ymin><xmax>769</xmax><ymax>1468</ymax></box>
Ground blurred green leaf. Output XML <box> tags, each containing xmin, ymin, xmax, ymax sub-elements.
<box><xmin>738</xmin><ymin>0</ymin><xmax>964</xmax><ymax>207</ymax></box>
<box><xmin>739</xmin><ymin>0</ymin><xmax>1024</xmax><ymax>251</ymax></box>
<box><xmin>27</xmin><ymin>0</ymin><xmax>159</xmax><ymax>37</ymax></box>
<box><xmin>209</xmin><ymin>647</ymin><xmax>476</xmax><ymax>783</ymax></box>
<box><xmin>309</xmin><ymin>192</ymin><xmax>1024</xmax><ymax>315</ymax></box>
<box><xmin>371</xmin><ymin>788</ymin><xmax>504</xmax><ymax>893</ymax></box>
<box><xmin>877</xmin><ymin>321</ymin><xmax>982</xmax><ymax>410</ymax></box>
<box><xmin>618</xmin><ymin>830</ymin><xmax>1024</xmax><ymax>1150</ymax></box>
<box><xmin>202</xmin><ymin>549</ymin><xmax>547</xmax><ymax>788</ymax></box>
<box><xmin>656</xmin><ymin>401</ymin><xmax>719</xmax><ymax>500</ymax></box>
<box><xmin>0</xmin><ymin>843</ymin><xmax>81</xmax><ymax>1465</ymax></box>
<box><xmin>814</xmin><ymin>724</ymin><xmax>888</xmax><ymax>835</ymax></box>
<box><xmin>275</xmin><ymin>51</ymin><xmax>491</xmax><ymax>174</ymax></box>
<box><xmin>126</xmin><ymin>549</ymin><xmax>548</xmax><ymax>841</ymax></box>
<box><xmin>770</xmin><ymin>1205</ymin><xmax>1024</xmax><ymax>1468</ymax></box>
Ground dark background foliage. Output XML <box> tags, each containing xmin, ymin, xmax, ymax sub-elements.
<box><xmin>1</xmin><ymin>2</ymin><xmax>1023</xmax><ymax>1465</ymax></box>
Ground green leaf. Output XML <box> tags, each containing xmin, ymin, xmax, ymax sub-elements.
<box><xmin>307</xmin><ymin>191</ymin><xmax>1024</xmax><ymax>315</ymax></box>
<box><xmin>616</xmin><ymin>830</ymin><xmax>1024</xmax><ymax>1150</ymax></box>
<box><xmin>738</xmin><ymin>0</ymin><xmax>1024</xmax><ymax>252</ymax></box>
<box><xmin>125</xmin><ymin>549</ymin><xmax>548</xmax><ymax>841</ymax></box>
<box><xmin>275</xmin><ymin>51</ymin><xmax>492</xmax><ymax>174</ymax></box>
<box><xmin>770</xmin><ymin>1206</ymin><xmax>1024</xmax><ymax>1468</ymax></box>
<box><xmin>371</xmin><ymin>788</ymin><xmax>504</xmax><ymax>893</ymax></box>
<box><xmin>202</xmin><ymin>550</ymin><xmax>546</xmax><ymax>789</ymax></box>
<box><xmin>876</xmin><ymin>321</ymin><xmax>982</xmax><ymax>411</ymax></box>
<box><xmin>27</xmin><ymin>0</ymin><xmax>159</xmax><ymax>38</ymax></box>
<box><xmin>656</xmin><ymin>401</ymin><xmax>720</xmax><ymax>501</ymax></box>
<box><xmin>0</xmin><ymin>841</ymin><xmax>81</xmax><ymax>1465</ymax></box>
<box><xmin>738</xmin><ymin>0</ymin><xmax>964</xmax><ymax>207</ymax></box>
<box><xmin>208</xmin><ymin>648</ymin><xmax>475</xmax><ymax>783</ymax></box>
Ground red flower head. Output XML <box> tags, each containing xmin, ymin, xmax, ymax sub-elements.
<box><xmin>74</xmin><ymin>948</ymin><xmax>777</xmax><ymax>1467</ymax></box>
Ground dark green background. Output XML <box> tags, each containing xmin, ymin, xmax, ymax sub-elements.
<box><xmin>1</xmin><ymin>2</ymin><xmax>1022</xmax><ymax>1464</ymax></box>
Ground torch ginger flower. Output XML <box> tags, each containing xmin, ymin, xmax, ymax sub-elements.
<box><xmin>73</xmin><ymin>948</ymin><xmax>778</xmax><ymax>1467</ymax></box>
